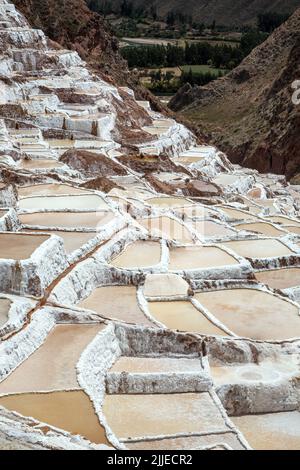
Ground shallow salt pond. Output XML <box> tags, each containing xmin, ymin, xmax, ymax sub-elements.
<box><xmin>19</xmin><ymin>194</ymin><xmax>109</xmax><ymax>211</ymax></box>
<box><xmin>143</xmin><ymin>274</ymin><xmax>189</xmax><ymax>298</ymax></box>
<box><xmin>286</xmin><ymin>226</ymin><xmax>300</xmax><ymax>235</ymax></box>
<box><xmin>138</xmin><ymin>217</ymin><xmax>194</xmax><ymax>243</ymax></box>
<box><xmin>148</xmin><ymin>300</ymin><xmax>228</xmax><ymax>336</ymax></box>
<box><xmin>110</xmin><ymin>241</ymin><xmax>161</xmax><ymax>269</ymax></box>
<box><xmin>232</xmin><ymin>412</ymin><xmax>300</xmax><ymax>450</ymax></box>
<box><xmin>267</xmin><ymin>216</ymin><xmax>300</xmax><ymax>228</ymax></box>
<box><xmin>0</xmin><ymin>233</ymin><xmax>50</xmax><ymax>260</ymax></box>
<box><xmin>168</xmin><ymin>246</ymin><xmax>239</xmax><ymax>271</ymax></box>
<box><xmin>255</xmin><ymin>268</ymin><xmax>300</xmax><ymax>290</ymax></box>
<box><xmin>18</xmin><ymin>159</ymin><xmax>64</xmax><ymax>170</ymax></box>
<box><xmin>79</xmin><ymin>285</ymin><xmax>153</xmax><ymax>326</ymax></box>
<box><xmin>0</xmin><ymin>391</ymin><xmax>110</xmax><ymax>446</ymax></box>
<box><xmin>110</xmin><ymin>356</ymin><xmax>201</xmax><ymax>374</ymax></box>
<box><xmin>221</xmin><ymin>239</ymin><xmax>293</xmax><ymax>259</ymax></box>
<box><xmin>146</xmin><ymin>197</ymin><xmax>192</xmax><ymax>208</ymax></box>
<box><xmin>0</xmin><ymin>298</ymin><xmax>11</xmax><ymax>328</ymax></box>
<box><xmin>0</xmin><ymin>324</ymin><xmax>103</xmax><ymax>394</ymax></box>
<box><xmin>192</xmin><ymin>220</ymin><xmax>235</xmax><ymax>238</ymax></box>
<box><xmin>195</xmin><ymin>289</ymin><xmax>300</xmax><ymax>340</ymax></box>
<box><xmin>218</xmin><ymin>206</ymin><xmax>257</xmax><ymax>221</ymax></box>
<box><xmin>235</xmin><ymin>222</ymin><xmax>286</xmax><ymax>237</ymax></box>
<box><xmin>103</xmin><ymin>392</ymin><xmax>228</xmax><ymax>439</ymax></box>
<box><xmin>213</xmin><ymin>174</ymin><xmax>244</xmax><ymax>187</ymax></box>
<box><xmin>18</xmin><ymin>184</ymin><xmax>89</xmax><ymax>198</ymax></box>
<box><xmin>19</xmin><ymin>211</ymin><xmax>114</xmax><ymax>229</ymax></box>
<box><xmin>23</xmin><ymin>230</ymin><xmax>98</xmax><ymax>253</ymax></box>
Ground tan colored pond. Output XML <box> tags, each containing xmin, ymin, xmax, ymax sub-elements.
<box><xmin>79</xmin><ymin>285</ymin><xmax>153</xmax><ymax>326</ymax></box>
<box><xmin>138</xmin><ymin>217</ymin><xmax>194</xmax><ymax>244</ymax></box>
<box><xmin>143</xmin><ymin>274</ymin><xmax>189</xmax><ymax>298</ymax></box>
<box><xmin>110</xmin><ymin>241</ymin><xmax>161</xmax><ymax>269</ymax></box>
<box><xmin>0</xmin><ymin>391</ymin><xmax>110</xmax><ymax>446</ymax></box>
<box><xmin>148</xmin><ymin>300</ymin><xmax>228</xmax><ymax>336</ymax></box>
<box><xmin>0</xmin><ymin>233</ymin><xmax>49</xmax><ymax>260</ymax></box>
<box><xmin>195</xmin><ymin>289</ymin><xmax>300</xmax><ymax>340</ymax></box>
<box><xmin>232</xmin><ymin>412</ymin><xmax>300</xmax><ymax>450</ymax></box>
<box><xmin>218</xmin><ymin>207</ymin><xmax>257</xmax><ymax>221</ymax></box>
<box><xmin>146</xmin><ymin>197</ymin><xmax>192</xmax><ymax>208</ymax></box>
<box><xmin>19</xmin><ymin>211</ymin><xmax>114</xmax><ymax>229</ymax></box>
<box><xmin>192</xmin><ymin>220</ymin><xmax>235</xmax><ymax>238</ymax></box>
<box><xmin>267</xmin><ymin>216</ymin><xmax>300</xmax><ymax>228</ymax></box>
<box><xmin>18</xmin><ymin>159</ymin><xmax>64</xmax><ymax>170</ymax></box>
<box><xmin>110</xmin><ymin>356</ymin><xmax>201</xmax><ymax>374</ymax></box>
<box><xmin>0</xmin><ymin>324</ymin><xmax>103</xmax><ymax>394</ymax></box>
<box><xmin>0</xmin><ymin>298</ymin><xmax>11</xmax><ymax>328</ymax></box>
<box><xmin>177</xmin><ymin>156</ymin><xmax>204</xmax><ymax>164</ymax></box>
<box><xmin>168</xmin><ymin>246</ymin><xmax>239</xmax><ymax>271</ymax></box>
<box><xmin>255</xmin><ymin>268</ymin><xmax>300</xmax><ymax>290</ymax></box>
<box><xmin>19</xmin><ymin>194</ymin><xmax>109</xmax><ymax>211</ymax></box>
<box><xmin>286</xmin><ymin>226</ymin><xmax>300</xmax><ymax>235</ymax></box>
<box><xmin>23</xmin><ymin>230</ymin><xmax>98</xmax><ymax>254</ymax></box>
<box><xmin>18</xmin><ymin>184</ymin><xmax>89</xmax><ymax>198</ymax></box>
<box><xmin>221</xmin><ymin>239</ymin><xmax>293</xmax><ymax>259</ymax></box>
<box><xmin>103</xmin><ymin>392</ymin><xmax>227</xmax><ymax>439</ymax></box>
<box><xmin>0</xmin><ymin>210</ymin><xmax>7</xmax><ymax>218</ymax></box>
<box><xmin>235</xmin><ymin>222</ymin><xmax>286</xmax><ymax>237</ymax></box>
<box><xmin>213</xmin><ymin>174</ymin><xmax>241</xmax><ymax>186</ymax></box>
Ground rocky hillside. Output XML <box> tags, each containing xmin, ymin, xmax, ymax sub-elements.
<box><xmin>107</xmin><ymin>0</ymin><xmax>298</xmax><ymax>26</ymax></box>
<box><xmin>170</xmin><ymin>8</ymin><xmax>300</xmax><ymax>180</ymax></box>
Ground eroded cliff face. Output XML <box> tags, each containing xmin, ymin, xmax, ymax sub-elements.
<box><xmin>170</xmin><ymin>9</ymin><xmax>300</xmax><ymax>180</ymax></box>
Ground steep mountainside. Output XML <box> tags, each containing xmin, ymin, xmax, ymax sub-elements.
<box><xmin>170</xmin><ymin>9</ymin><xmax>300</xmax><ymax>180</ymax></box>
<box><xmin>107</xmin><ymin>0</ymin><xmax>298</xmax><ymax>26</ymax></box>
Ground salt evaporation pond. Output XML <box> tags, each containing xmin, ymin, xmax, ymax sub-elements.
<box><xmin>221</xmin><ymin>239</ymin><xmax>293</xmax><ymax>259</ymax></box>
<box><xmin>110</xmin><ymin>356</ymin><xmax>201</xmax><ymax>374</ymax></box>
<box><xmin>148</xmin><ymin>300</ymin><xmax>228</xmax><ymax>336</ymax></box>
<box><xmin>146</xmin><ymin>197</ymin><xmax>192</xmax><ymax>208</ymax></box>
<box><xmin>218</xmin><ymin>206</ymin><xmax>257</xmax><ymax>221</ymax></box>
<box><xmin>235</xmin><ymin>222</ymin><xmax>286</xmax><ymax>237</ymax></box>
<box><xmin>255</xmin><ymin>268</ymin><xmax>300</xmax><ymax>290</ymax></box>
<box><xmin>79</xmin><ymin>285</ymin><xmax>154</xmax><ymax>326</ymax></box>
<box><xmin>138</xmin><ymin>217</ymin><xmax>194</xmax><ymax>243</ymax></box>
<box><xmin>232</xmin><ymin>412</ymin><xmax>300</xmax><ymax>450</ymax></box>
<box><xmin>168</xmin><ymin>246</ymin><xmax>239</xmax><ymax>271</ymax></box>
<box><xmin>0</xmin><ymin>298</ymin><xmax>11</xmax><ymax>328</ymax></box>
<box><xmin>19</xmin><ymin>211</ymin><xmax>114</xmax><ymax>229</ymax></box>
<box><xmin>18</xmin><ymin>159</ymin><xmax>65</xmax><ymax>170</ymax></box>
<box><xmin>195</xmin><ymin>289</ymin><xmax>300</xmax><ymax>340</ymax></box>
<box><xmin>18</xmin><ymin>184</ymin><xmax>89</xmax><ymax>198</ymax></box>
<box><xmin>110</xmin><ymin>241</ymin><xmax>161</xmax><ymax>269</ymax></box>
<box><xmin>192</xmin><ymin>220</ymin><xmax>235</xmax><ymax>238</ymax></box>
<box><xmin>23</xmin><ymin>230</ymin><xmax>98</xmax><ymax>253</ymax></box>
<box><xmin>0</xmin><ymin>391</ymin><xmax>110</xmax><ymax>446</ymax></box>
<box><xmin>19</xmin><ymin>194</ymin><xmax>109</xmax><ymax>211</ymax></box>
<box><xmin>0</xmin><ymin>233</ymin><xmax>49</xmax><ymax>260</ymax></box>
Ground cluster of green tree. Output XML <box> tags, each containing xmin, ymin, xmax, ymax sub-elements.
<box><xmin>147</xmin><ymin>68</ymin><xmax>222</xmax><ymax>94</ymax></box>
<box><xmin>121</xmin><ymin>30</ymin><xmax>267</xmax><ymax>70</ymax></box>
<box><xmin>257</xmin><ymin>12</ymin><xmax>290</xmax><ymax>33</ymax></box>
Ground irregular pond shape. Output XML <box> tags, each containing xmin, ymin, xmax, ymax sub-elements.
<box><xmin>221</xmin><ymin>239</ymin><xmax>293</xmax><ymax>259</ymax></box>
<box><xmin>255</xmin><ymin>268</ymin><xmax>300</xmax><ymax>290</ymax></box>
<box><xmin>19</xmin><ymin>211</ymin><xmax>114</xmax><ymax>229</ymax></box>
<box><xmin>138</xmin><ymin>217</ymin><xmax>194</xmax><ymax>244</ymax></box>
<box><xmin>110</xmin><ymin>241</ymin><xmax>161</xmax><ymax>269</ymax></box>
<box><xmin>0</xmin><ymin>233</ymin><xmax>50</xmax><ymax>260</ymax></box>
<box><xmin>168</xmin><ymin>246</ymin><xmax>239</xmax><ymax>271</ymax></box>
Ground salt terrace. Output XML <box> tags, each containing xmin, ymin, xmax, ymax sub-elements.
<box><xmin>0</xmin><ymin>0</ymin><xmax>299</xmax><ymax>451</ymax></box>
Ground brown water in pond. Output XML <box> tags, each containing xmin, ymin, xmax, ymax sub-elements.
<box><xmin>79</xmin><ymin>286</ymin><xmax>153</xmax><ymax>326</ymax></box>
<box><xmin>148</xmin><ymin>300</ymin><xmax>228</xmax><ymax>336</ymax></box>
<box><xmin>138</xmin><ymin>217</ymin><xmax>194</xmax><ymax>244</ymax></box>
<box><xmin>195</xmin><ymin>289</ymin><xmax>300</xmax><ymax>340</ymax></box>
<box><xmin>235</xmin><ymin>222</ymin><xmax>285</xmax><ymax>237</ymax></box>
<box><xmin>0</xmin><ymin>233</ymin><xmax>49</xmax><ymax>260</ymax></box>
<box><xmin>18</xmin><ymin>160</ymin><xmax>64</xmax><ymax>170</ymax></box>
<box><xmin>146</xmin><ymin>197</ymin><xmax>192</xmax><ymax>208</ymax></box>
<box><xmin>193</xmin><ymin>220</ymin><xmax>235</xmax><ymax>238</ymax></box>
<box><xmin>255</xmin><ymin>268</ymin><xmax>300</xmax><ymax>289</ymax></box>
<box><xmin>213</xmin><ymin>174</ymin><xmax>240</xmax><ymax>186</ymax></box>
<box><xmin>0</xmin><ymin>298</ymin><xmax>11</xmax><ymax>328</ymax></box>
<box><xmin>111</xmin><ymin>241</ymin><xmax>161</xmax><ymax>269</ymax></box>
<box><xmin>18</xmin><ymin>184</ymin><xmax>89</xmax><ymax>198</ymax></box>
<box><xmin>143</xmin><ymin>274</ymin><xmax>189</xmax><ymax>298</ymax></box>
<box><xmin>177</xmin><ymin>157</ymin><xmax>204</xmax><ymax>164</ymax></box>
<box><xmin>168</xmin><ymin>246</ymin><xmax>239</xmax><ymax>271</ymax></box>
<box><xmin>22</xmin><ymin>230</ymin><xmax>98</xmax><ymax>253</ymax></box>
<box><xmin>0</xmin><ymin>391</ymin><xmax>110</xmax><ymax>446</ymax></box>
<box><xmin>19</xmin><ymin>211</ymin><xmax>114</xmax><ymax>229</ymax></box>
<box><xmin>267</xmin><ymin>216</ymin><xmax>300</xmax><ymax>228</ymax></box>
<box><xmin>218</xmin><ymin>207</ymin><xmax>256</xmax><ymax>221</ymax></box>
<box><xmin>111</xmin><ymin>356</ymin><xmax>201</xmax><ymax>374</ymax></box>
<box><xmin>286</xmin><ymin>226</ymin><xmax>300</xmax><ymax>235</ymax></box>
<box><xmin>0</xmin><ymin>324</ymin><xmax>103</xmax><ymax>394</ymax></box>
<box><xmin>103</xmin><ymin>392</ymin><xmax>227</xmax><ymax>439</ymax></box>
<box><xmin>19</xmin><ymin>195</ymin><xmax>109</xmax><ymax>211</ymax></box>
<box><xmin>221</xmin><ymin>239</ymin><xmax>293</xmax><ymax>259</ymax></box>
<box><xmin>232</xmin><ymin>412</ymin><xmax>300</xmax><ymax>450</ymax></box>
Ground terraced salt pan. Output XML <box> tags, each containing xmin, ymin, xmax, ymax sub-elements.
<box><xmin>235</xmin><ymin>222</ymin><xmax>286</xmax><ymax>237</ymax></box>
<box><xmin>192</xmin><ymin>220</ymin><xmax>235</xmax><ymax>238</ymax></box>
<box><xmin>0</xmin><ymin>232</ymin><xmax>49</xmax><ymax>260</ymax></box>
<box><xmin>232</xmin><ymin>412</ymin><xmax>300</xmax><ymax>450</ymax></box>
<box><xmin>19</xmin><ymin>194</ymin><xmax>109</xmax><ymax>211</ymax></box>
<box><xmin>148</xmin><ymin>300</ymin><xmax>228</xmax><ymax>336</ymax></box>
<box><xmin>143</xmin><ymin>274</ymin><xmax>189</xmax><ymax>298</ymax></box>
<box><xmin>168</xmin><ymin>246</ymin><xmax>239</xmax><ymax>271</ymax></box>
<box><xmin>177</xmin><ymin>156</ymin><xmax>204</xmax><ymax>165</ymax></box>
<box><xmin>218</xmin><ymin>207</ymin><xmax>257</xmax><ymax>221</ymax></box>
<box><xmin>138</xmin><ymin>217</ymin><xmax>194</xmax><ymax>244</ymax></box>
<box><xmin>110</xmin><ymin>241</ymin><xmax>161</xmax><ymax>269</ymax></box>
<box><xmin>18</xmin><ymin>159</ymin><xmax>64</xmax><ymax>170</ymax></box>
<box><xmin>79</xmin><ymin>286</ymin><xmax>153</xmax><ymax>326</ymax></box>
<box><xmin>19</xmin><ymin>211</ymin><xmax>114</xmax><ymax>229</ymax></box>
<box><xmin>110</xmin><ymin>356</ymin><xmax>202</xmax><ymax>374</ymax></box>
<box><xmin>286</xmin><ymin>226</ymin><xmax>300</xmax><ymax>235</ymax></box>
<box><xmin>0</xmin><ymin>298</ymin><xmax>11</xmax><ymax>328</ymax></box>
<box><xmin>146</xmin><ymin>197</ymin><xmax>192</xmax><ymax>208</ymax></box>
<box><xmin>0</xmin><ymin>324</ymin><xmax>103</xmax><ymax>394</ymax></box>
<box><xmin>221</xmin><ymin>239</ymin><xmax>293</xmax><ymax>259</ymax></box>
<box><xmin>103</xmin><ymin>392</ymin><xmax>228</xmax><ymax>439</ymax></box>
<box><xmin>267</xmin><ymin>216</ymin><xmax>300</xmax><ymax>228</ymax></box>
<box><xmin>213</xmin><ymin>174</ymin><xmax>242</xmax><ymax>186</ymax></box>
<box><xmin>23</xmin><ymin>230</ymin><xmax>98</xmax><ymax>254</ymax></box>
<box><xmin>0</xmin><ymin>391</ymin><xmax>110</xmax><ymax>446</ymax></box>
<box><xmin>18</xmin><ymin>184</ymin><xmax>89</xmax><ymax>198</ymax></box>
<box><xmin>255</xmin><ymin>268</ymin><xmax>300</xmax><ymax>290</ymax></box>
<box><xmin>195</xmin><ymin>289</ymin><xmax>300</xmax><ymax>341</ymax></box>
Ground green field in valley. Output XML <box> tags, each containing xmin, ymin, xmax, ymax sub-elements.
<box><xmin>180</xmin><ymin>65</ymin><xmax>225</xmax><ymax>75</ymax></box>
